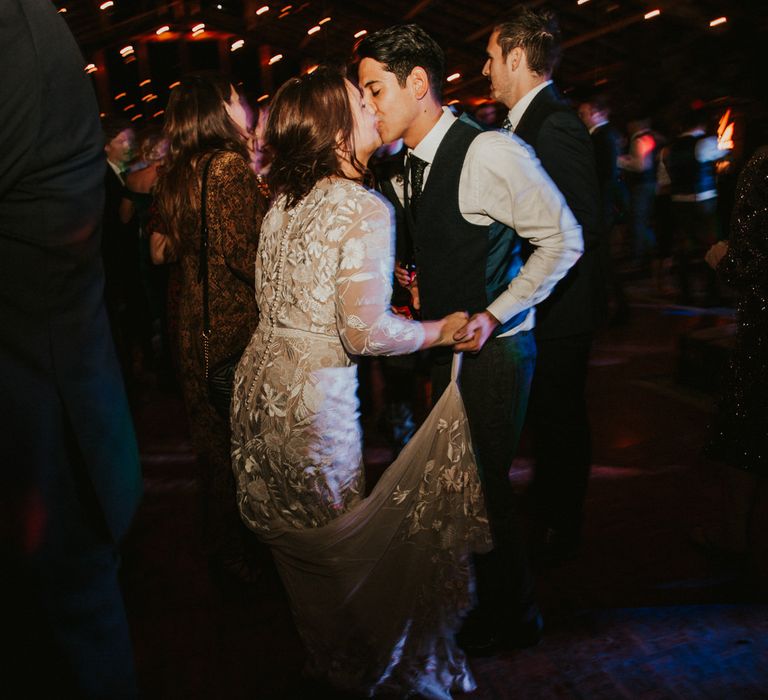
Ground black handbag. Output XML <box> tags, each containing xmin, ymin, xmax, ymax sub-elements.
<box><xmin>198</xmin><ymin>153</ymin><xmax>245</xmax><ymax>419</ymax></box>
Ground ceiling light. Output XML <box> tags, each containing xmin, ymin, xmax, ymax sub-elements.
<box><xmin>644</xmin><ymin>9</ymin><xmax>661</xmax><ymax>19</ymax></box>
<box><xmin>354</xmin><ymin>29</ymin><xmax>367</xmax><ymax>39</ymax></box>
<box><xmin>99</xmin><ymin>1</ymin><xmax>114</xmax><ymax>9</ymax></box>
<box><xmin>256</xmin><ymin>5</ymin><xmax>269</xmax><ymax>14</ymax></box>
<box><xmin>84</xmin><ymin>64</ymin><xmax>97</xmax><ymax>74</ymax></box>
<box><xmin>307</xmin><ymin>25</ymin><xmax>321</xmax><ymax>35</ymax></box>
<box><xmin>231</xmin><ymin>39</ymin><xmax>245</xmax><ymax>51</ymax></box>
<box><xmin>709</xmin><ymin>16</ymin><xmax>727</xmax><ymax>27</ymax></box>
<box><xmin>268</xmin><ymin>53</ymin><xmax>283</xmax><ymax>65</ymax></box>
<box><xmin>446</xmin><ymin>72</ymin><xmax>461</xmax><ymax>82</ymax></box>
<box><xmin>319</xmin><ymin>17</ymin><xmax>331</xmax><ymax>24</ymax></box>
<box><xmin>156</xmin><ymin>25</ymin><xmax>170</xmax><ymax>35</ymax></box>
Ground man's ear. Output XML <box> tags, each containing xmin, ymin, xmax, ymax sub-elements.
<box><xmin>507</xmin><ymin>46</ymin><xmax>523</xmax><ymax>72</ymax></box>
<box><xmin>408</xmin><ymin>66</ymin><xmax>431</xmax><ymax>100</ymax></box>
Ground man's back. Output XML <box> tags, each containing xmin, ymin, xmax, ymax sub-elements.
<box><xmin>514</xmin><ymin>84</ymin><xmax>604</xmax><ymax>338</ymax></box>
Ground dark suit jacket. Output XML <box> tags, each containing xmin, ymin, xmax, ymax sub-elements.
<box><xmin>514</xmin><ymin>84</ymin><xmax>605</xmax><ymax>339</ymax></box>
<box><xmin>590</xmin><ymin>122</ymin><xmax>621</xmax><ymax>230</ymax></box>
<box><xmin>0</xmin><ymin>0</ymin><xmax>142</xmax><ymax>546</ymax></box>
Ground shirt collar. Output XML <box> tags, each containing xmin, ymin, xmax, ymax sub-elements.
<box><xmin>505</xmin><ymin>79</ymin><xmax>552</xmax><ymax>132</ymax></box>
<box><xmin>589</xmin><ymin>119</ymin><xmax>609</xmax><ymax>135</ymax></box>
<box><xmin>408</xmin><ymin>107</ymin><xmax>456</xmax><ymax>165</ymax></box>
<box><xmin>107</xmin><ymin>159</ymin><xmax>126</xmax><ymax>183</ymax></box>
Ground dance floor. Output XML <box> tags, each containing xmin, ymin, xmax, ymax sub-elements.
<box><xmin>126</xmin><ymin>275</ymin><xmax>768</xmax><ymax>699</ymax></box>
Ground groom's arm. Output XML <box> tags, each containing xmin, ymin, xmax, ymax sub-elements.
<box><xmin>460</xmin><ymin>130</ymin><xmax>583</xmax><ymax>330</ymax></box>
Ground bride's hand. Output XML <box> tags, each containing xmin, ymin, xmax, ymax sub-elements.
<box><xmin>437</xmin><ymin>311</ymin><xmax>469</xmax><ymax>346</ymax></box>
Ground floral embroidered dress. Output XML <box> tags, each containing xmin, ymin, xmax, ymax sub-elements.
<box><xmin>231</xmin><ymin>177</ymin><xmax>491</xmax><ymax>698</ymax></box>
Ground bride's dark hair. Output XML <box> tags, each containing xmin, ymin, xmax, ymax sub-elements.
<box><xmin>266</xmin><ymin>66</ymin><xmax>367</xmax><ymax>208</ymax></box>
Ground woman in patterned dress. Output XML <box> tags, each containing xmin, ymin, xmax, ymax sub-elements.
<box><xmin>152</xmin><ymin>74</ymin><xmax>269</xmax><ymax>579</ymax></box>
<box><xmin>231</xmin><ymin>67</ymin><xmax>491</xmax><ymax>698</ymax></box>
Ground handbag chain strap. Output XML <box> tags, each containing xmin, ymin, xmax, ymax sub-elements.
<box><xmin>198</xmin><ymin>153</ymin><xmax>216</xmax><ymax>380</ymax></box>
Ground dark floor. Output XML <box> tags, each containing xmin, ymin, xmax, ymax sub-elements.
<box><xmin>124</xmin><ymin>271</ymin><xmax>768</xmax><ymax>699</ymax></box>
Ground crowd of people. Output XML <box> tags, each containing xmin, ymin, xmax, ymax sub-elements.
<box><xmin>3</xmin><ymin>1</ymin><xmax>765</xmax><ymax>698</ymax></box>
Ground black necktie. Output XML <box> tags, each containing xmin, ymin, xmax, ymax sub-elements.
<box><xmin>408</xmin><ymin>154</ymin><xmax>428</xmax><ymax>210</ymax></box>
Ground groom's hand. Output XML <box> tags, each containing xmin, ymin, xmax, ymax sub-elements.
<box><xmin>453</xmin><ymin>311</ymin><xmax>499</xmax><ymax>353</ymax></box>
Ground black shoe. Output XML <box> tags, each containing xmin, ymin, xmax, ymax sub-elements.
<box><xmin>501</xmin><ymin>609</ymin><xmax>544</xmax><ymax>650</ymax></box>
<box><xmin>457</xmin><ymin>606</ymin><xmax>543</xmax><ymax>657</ymax></box>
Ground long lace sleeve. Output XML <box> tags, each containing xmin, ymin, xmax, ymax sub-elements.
<box><xmin>335</xmin><ymin>190</ymin><xmax>425</xmax><ymax>356</ymax></box>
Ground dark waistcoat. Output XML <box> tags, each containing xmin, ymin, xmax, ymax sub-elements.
<box><xmin>666</xmin><ymin>135</ymin><xmax>717</xmax><ymax>196</ymax></box>
<box><xmin>405</xmin><ymin>119</ymin><xmax>527</xmax><ymax>335</ymax></box>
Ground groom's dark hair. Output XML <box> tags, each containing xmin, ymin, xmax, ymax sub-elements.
<box><xmin>354</xmin><ymin>24</ymin><xmax>445</xmax><ymax>100</ymax></box>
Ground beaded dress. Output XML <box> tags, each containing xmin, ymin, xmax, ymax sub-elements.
<box><xmin>231</xmin><ymin>178</ymin><xmax>491</xmax><ymax>697</ymax></box>
<box><xmin>709</xmin><ymin>149</ymin><xmax>768</xmax><ymax>475</ymax></box>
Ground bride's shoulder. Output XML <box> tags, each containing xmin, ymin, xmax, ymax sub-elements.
<box><xmin>325</xmin><ymin>178</ymin><xmax>392</xmax><ymax>217</ymax></box>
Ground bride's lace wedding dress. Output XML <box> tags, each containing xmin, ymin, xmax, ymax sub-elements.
<box><xmin>231</xmin><ymin>177</ymin><xmax>491</xmax><ymax>698</ymax></box>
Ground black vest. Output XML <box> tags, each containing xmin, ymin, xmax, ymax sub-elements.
<box><xmin>404</xmin><ymin>119</ymin><xmax>528</xmax><ymax>335</ymax></box>
<box><xmin>666</xmin><ymin>134</ymin><xmax>717</xmax><ymax>196</ymax></box>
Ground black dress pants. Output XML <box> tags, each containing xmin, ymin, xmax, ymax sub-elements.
<box><xmin>431</xmin><ymin>331</ymin><xmax>537</xmax><ymax>622</ymax></box>
<box><xmin>528</xmin><ymin>332</ymin><xmax>593</xmax><ymax>540</ymax></box>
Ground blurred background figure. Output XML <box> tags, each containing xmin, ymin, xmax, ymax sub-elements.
<box><xmin>248</xmin><ymin>101</ymin><xmax>273</xmax><ymax>177</ymax></box>
<box><xmin>102</xmin><ymin>116</ymin><xmax>141</xmax><ymax>390</ymax></box>
<box><xmin>661</xmin><ymin>109</ymin><xmax>731</xmax><ymax>305</ymax></box>
<box><xmin>151</xmin><ymin>73</ymin><xmax>269</xmax><ymax>582</ymax></box>
<box><xmin>578</xmin><ymin>93</ymin><xmax>629</xmax><ymax>324</ymax></box>
<box><xmin>619</xmin><ymin>117</ymin><xmax>659</xmax><ymax>270</ymax></box>
<box><xmin>1</xmin><ymin>1</ymin><xmax>142</xmax><ymax>696</ymax></box>
<box><xmin>473</xmin><ymin>100</ymin><xmax>503</xmax><ymax>128</ymax></box>
<box><xmin>120</xmin><ymin>127</ymin><xmax>172</xmax><ymax>386</ymax></box>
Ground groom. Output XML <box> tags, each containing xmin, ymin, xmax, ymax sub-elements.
<box><xmin>355</xmin><ymin>25</ymin><xmax>583</xmax><ymax>654</ymax></box>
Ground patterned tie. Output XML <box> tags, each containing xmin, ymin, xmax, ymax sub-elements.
<box><xmin>501</xmin><ymin>115</ymin><xmax>513</xmax><ymax>132</ymax></box>
<box><xmin>408</xmin><ymin>154</ymin><xmax>428</xmax><ymax>210</ymax></box>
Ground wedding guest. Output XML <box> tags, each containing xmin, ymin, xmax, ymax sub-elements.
<box><xmin>662</xmin><ymin>109</ymin><xmax>730</xmax><ymax>304</ymax></box>
<box><xmin>619</xmin><ymin>117</ymin><xmax>659</xmax><ymax>268</ymax></box>
<box><xmin>1</xmin><ymin>1</ymin><xmax>141</xmax><ymax>695</ymax></box>
<box><xmin>152</xmin><ymin>73</ymin><xmax>268</xmax><ymax>581</ymax></box>
<box><xmin>695</xmin><ymin>148</ymin><xmax>768</xmax><ymax>554</ymax></box>
<box><xmin>120</xmin><ymin>128</ymin><xmax>171</xmax><ymax>382</ymax></box>
<box><xmin>102</xmin><ymin>116</ymin><xmax>139</xmax><ymax>385</ymax></box>
<box><xmin>483</xmin><ymin>7</ymin><xmax>604</xmax><ymax>567</ymax></box>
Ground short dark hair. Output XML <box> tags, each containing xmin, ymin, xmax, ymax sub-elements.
<box><xmin>266</xmin><ymin>65</ymin><xmax>367</xmax><ymax>208</ymax></box>
<box><xmin>354</xmin><ymin>24</ymin><xmax>445</xmax><ymax>100</ymax></box>
<box><xmin>101</xmin><ymin>115</ymin><xmax>132</xmax><ymax>144</ymax></box>
<box><xmin>494</xmin><ymin>7</ymin><xmax>562</xmax><ymax>77</ymax></box>
<box><xmin>581</xmin><ymin>93</ymin><xmax>611</xmax><ymax>116</ymax></box>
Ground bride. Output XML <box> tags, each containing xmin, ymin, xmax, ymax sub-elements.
<box><xmin>231</xmin><ymin>66</ymin><xmax>491</xmax><ymax>698</ymax></box>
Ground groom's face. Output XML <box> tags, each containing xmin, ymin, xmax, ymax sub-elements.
<box><xmin>358</xmin><ymin>57</ymin><xmax>420</xmax><ymax>146</ymax></box>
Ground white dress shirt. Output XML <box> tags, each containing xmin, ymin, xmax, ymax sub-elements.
<box><xmin>393</xmin><ymin>107</ymin><xmax>583</xmax><ymax>336</ymax></box>
<box><xmin>504</xmin><ymin>80</ymin><xmax>552</xmax><ymax>133</ymax></box>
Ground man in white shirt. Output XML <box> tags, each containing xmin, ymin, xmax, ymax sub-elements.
<box><xmin>483</xmin><ymin>7</ymin><xmax>604</xmax><ymax>570</ymax></box>
<box><xmin>355</xmin><ymin>23</ymin><xmax>583</xmax><ymax>655</ymax></box>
